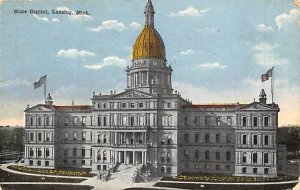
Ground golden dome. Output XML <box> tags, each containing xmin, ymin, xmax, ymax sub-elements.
<box><xmin>132</xmin><ymin>25</ymin><xmax>166</xmax><ymax>60</ymax></box>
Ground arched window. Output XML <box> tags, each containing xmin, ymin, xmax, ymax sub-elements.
<box><xmin>226</xmin><ymin>151</ymin><xmax>231</xmax><ymax>161</ymax></box>
<box><xmin>73</xmin><ymin>147</ymin><xmax>77</xmax><ymax>156</ymax></box>
<box><xmin>215</xmin><ymin>150</ymin><xmax>220</xmax><ymax>160</ymax></box>
<box><xmin>161</xmin><ymin>152</ymin><xmax>165</xmax><ymax>163</ymax></box>
<box><xmin>45</xmin><ymin>148</ymin><xmax>50</xmax><ymax>158</ymax></box>
<box><xmin>103</xmin><ymin>150</ymin><xmax>107</xmax><ymax>161</ymax></box>
<box><xmin>160</xmin><ymin>167</ymin><xmax>165</xmax><ymax>173</ymax></box>
<box><xmin>167</xmin><ymin>152</ymin><xmax>171</xmax><ymax>163</ymax></box>
<box><xmin>253</xmin><ymin>153</ymin><xmax>257</xmax><ymax>164</ymax></box>
<box><xmin>97</xmin><ymin>150</ymin><xmax>101</xmax><ymax>161</ymax></box>
<box><xmin>242</xmin><ymin>152</ymin><xmax>247</xmax><ymax>163</ymax></box>
<box><xmin>264</xmin><ymin>153</ymin><xmax>268</xmax><ymax>164</ymax></box>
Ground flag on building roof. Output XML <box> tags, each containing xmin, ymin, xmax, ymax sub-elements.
<box><xmin>261</xmin><ymin>66</ymin><xmax>274</xmax><ymax>82</ymax></box>
<box><xmin>34</xmin><ymin>75</ymin><xmax>46</xmax><ymax>89</ymax></box>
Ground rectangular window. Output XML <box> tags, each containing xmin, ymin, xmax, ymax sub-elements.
<box><xmin>242</xmin><ymin>117</ymin><xmax>247</xmax><ymax>127</ymax></box>
<box><xmin>205</xmin><ymin>150</ymin><xmax>210</xmax><ymax>160</ymax></box>
<box><xmin>205</xmin><ymin>164</ymin><xmax>209</xmax><ymax>169</ymax></box>
<box><xmin>122</xmin><ymin>103</ymin><xmax>127</xmax><ymax>108</ymax></box>
<box><xmin>217</xmin><ymin>117</ymin><xmax>221</xmax><ymax>126</ymax></box>
<box><xmin>130</xmin><ymin>103</ymin><xmax>135</xmax><ymax>108</ymax></box>
<box><xmin>226</xmin><ymin>134</ymin><xmax>231</xmax><ymax>143</ymax></box>
<box><xmin>242</xmin><ymin>135</ymin><xmax>247</xmax><ymax>145</ymax></box>
<box><xmin>103</xmin><ymin>116</ymin><xmax>107</xmax><ymax>126</ymax></box>
<box><xmin>253</xmin><ymin>168</ymin><xmax>258</xmax><ymax>174</ymax></box>
<box><xmin>184</xmin><ymin>117</ymin><xmax>189</xmax><ymax>125</ymax></box>
<box><xmin>184</xmin><ymin>134</ymin><xmax>189</xmax><ymax>143</ymax></box>
<box><xmin>264</xmin><ymin>117</ymin><xmax>269</xmax><ymax>127</ymax></box>
<box><xmin>225</xmin><ymin>165</ymin><xmax>231</xmax><ymax>170</ymax></box>
<box><xmin>46</xmin><ymin>133</ymin><xmax>50</xmax><ymax>141</ymax></box>
<box><xmin>103</xmin><ymin>103</ymin><xmax>106</xmax><ymax>109</ymax></box>
<box><xmin>130</xmin><ymin>116</ymin><xmax>134</xmax><ymax>126</ymax></box>
<box><xmin>264</xmin><ymin>168</ymin><xmax>269</xmax><ymax>174</ymax></box>
<box><xmin>216</xmin><ymin>151</ymin><xmax>220</xmax><ymax>160</ymax></box>
<box><xmin>167</xmin><ymin>102</ymin><xmax>171</xmax><ymax>108</ymax></box>
<box><xmin>64</xmin><ymin>149</ymin><xmax>68</xmax><ymax>156</ymax></box>
<box><xmin>139</xmin><ymin>102</ymin><xmax>144</xmax><ymax>108</ymax></box>
<box><xmin>242</xmin><ymin>167</ymin><xmax>247</xmax><ymax>173</ymax></box>
<box><xmin>264</xmin><ymin>135</ymin><xmax>269</xmax><ymax>145</ymax></box>
<box><xmin>82</xmin><ymin>132</ymin><xmax>86</xmax><ymax>141</ymax></box>
<box><xmin>205</xmin><ymin>117</ymin><xmax>209</xmax><ymax>126</ymax></box>
<box><xmin>97</xmin><ymin>116</ymin><xmax>101</xmax><ymax>126</ymax></box>
<box><xmin>184</xmin><ymin>150</ymin><xmax>189</xmax><ymax>159</ymax></box>
<box><xmin>38</xmin><ymin>133</ymin><xmax>42</xmax><ymax>141</ymax></box>
<box><xmin>30</xmin><ymin>133</ymin><xmax>34</xmax><ymax>141</ymax></box>
<box><xmin>45</xmin><ymin>161</ymin><xmax>49</xmax><ymax>166</ymax></box>
<box><xmin>253</xmin><ymin>117</ymin><xmax>258</xmax><ymax>127</ymax></box>
<box><xmin>195</xmin><ymin>134</ymin><xmax>199</xmax><ymax>143</ymax></box>
<box><xmin>65</xmin><ymin>117</ymin><xmax>69</xmax><ymax>126</ymax></box>
<box><xmin>205</xmin><ymin>133</ymin><xmax>210</xmax><ymax>143</ymax></box>
<box><xmin>216</xmin><ymin>134</ymin><xmax>220</xmax><ymax>143</ymax></box>
<box><xmin>82</xmin><ymin>117</ymin><xmax>86</xmax><ymax>125</ymax></box>
<box><xmin>73</xmin><ymin>132</ymin><xmax>77</xmax><ymax>141</ymax></box>
<box><xmin>227</xmin><ymin>117</ymin><xmax>232</xmax><ymax>126</ymax></box>
<box><xmin>216</xmin><ymin>164</ymin><xmax>220</xmax><ymax>170</ymax></box>
<box><xmin>253</xmin><ymin>135</ymin><xmax>258</xmax><ymax>145</ymax></box>
<box><xmin>65</xmin><ymin>132</ymin><xmax>68</xmax><ymax>141</ymax></box>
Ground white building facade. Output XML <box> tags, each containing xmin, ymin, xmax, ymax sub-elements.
<box><xmin>24</xmin><ymin>0</ymin><xmax>284</xmax><ymax>177</ymax></box>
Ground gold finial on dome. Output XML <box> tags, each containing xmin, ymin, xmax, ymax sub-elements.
<box><xmin>132</xmin><ymin>0</ymin><xmax>166</xmax><ymax>60</ymax></box>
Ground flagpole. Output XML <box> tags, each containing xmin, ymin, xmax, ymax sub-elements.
<box><xmin>271</xmin><ymin>68</ymin><xmax>274</xmax><ymax>103</ymax></box>
<box><xmin>44</xmin><ymin>75</ymin><xmax>47</xmax><ymax>102</ymax></box>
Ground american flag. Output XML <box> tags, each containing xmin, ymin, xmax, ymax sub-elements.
<box><xmin>261</xmin><ymin>67</ymin><xmax>274</xmax><ymax>82</ymax></box>
<box><xmin>33</xmin><ymin>75</ymin><xmax>46</xmax><ymax>89</ymax></box>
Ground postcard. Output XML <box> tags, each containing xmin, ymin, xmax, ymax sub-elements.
<box><xmin>0</xmin><ymin>0</ymin><xmax>299</xmax><ymax>190</ymax></box>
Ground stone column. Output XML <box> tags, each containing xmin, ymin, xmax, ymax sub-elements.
<box><xmin>133</xmin><ymin>151</ymin><xmax>136</xmax><ymax>165</ymax></box>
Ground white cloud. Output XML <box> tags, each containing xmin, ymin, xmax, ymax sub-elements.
<box><xmin>180</xmin><ymin>49</ymin><xmax>195</xmax><ymax>55</ymax></box>
<box><xmin>84</xmin><ymin>56</ymin><xmax>127</xmax><ymax>70</ymax></box>
<box><xmin>56</xmin><ymin>49</ymin><xmax>96</xmax><ymax>58</ymax></box>
<box><xmin>32</xmin><ymin>14</ymin><xmax>50</xmax><ymax>23</ymax></box>
<box><xmin>0</xmin><ymin>79</ymin><xmax>31</xmax><ymax>87</ymax></box>
<box><xmin>197</xmin><ymin>62</ymin><xmax>228</xmax><ymax>69</ymax></box>
<box><xmin>51</xmin><ymin>18</ymin><xmax>60</xmax><ymax>22</ymax></box>
<box><xmin>256</xmin><ymin>24</ymin><xmax>273</xmax><ymax>32</ymax></box>
<box><xmin>91</xmin><ymin>20</ymin><xmax>125</xmax><ymax>32</ymax></box>
<box><xmin>129</xmin><ymin>22</ymin><xmax>141</xmax><ymax>29</ymax></box>
<box><xmin>56</xmin><ymin>7</ymin><xmax>91</xmax><ymax>21</ymax></box>
<box><xmin>275</xmin><ymin>9</ymin><xmax>300</xmax><ymax>29</ymax></box>
<box><xmin>169</xmin><ymin>7</ymin><xmax>210</xmax><ymax>17</ymax></box>
<box><xmin>32</xmin><ymin>14</ymin><xmax>60</xmax><ymax>23</ymax></box>
<box><xmin>253</xmin><ymin>42</ymin><xmax>288</xmax><ymax>67</ymax></box>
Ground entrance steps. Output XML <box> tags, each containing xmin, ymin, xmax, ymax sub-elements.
<box><xmin>110</xmin><ymin>164</ymin><xmax>136</xmax><ymax>182</ymax></box>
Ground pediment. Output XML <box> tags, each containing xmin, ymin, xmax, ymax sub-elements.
<box><xmin>112</xmin><ymin>89</ymin><xmax>155</xmax><ymax>99</ymax></box>
<box><xmin>239</xmin><ymin>102</ymin><xmax>277</xmax><ymax>111</ymax></box>
<box><xmin>25</xmin><ymin>104</ymin><xmax>54</xmax><ymax>112</ymax></box>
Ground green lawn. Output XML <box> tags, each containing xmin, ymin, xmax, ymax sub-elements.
<box><xmin>0</xmin><ymin>168</ymin><xmax>85</xmax><ymax>183</ymax></box>
<box><xmin>0</xmin><ymin>184</ymin><xmax>94</xmax><ymax>190</ymax></box>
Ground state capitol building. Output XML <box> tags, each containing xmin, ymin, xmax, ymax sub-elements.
<box><xmin>24</xmin><ymin>0</ymin><xmax>286</xmax><ymax>177</ymax></box>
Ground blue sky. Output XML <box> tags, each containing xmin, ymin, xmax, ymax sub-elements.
<box><xmin>0</xmin><ymin>0</ymin><xmax>299</xmax><ymax>126</ymax></box>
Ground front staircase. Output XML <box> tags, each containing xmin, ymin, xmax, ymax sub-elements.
<box><xmin>109</xmin><ymin>164</ymin><xmax>137</xmax><ymax>182</ymax></box>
